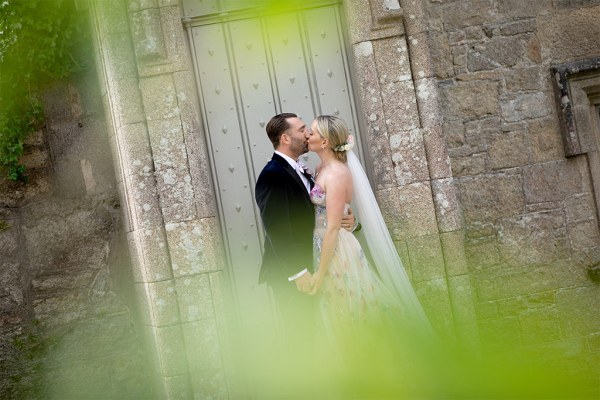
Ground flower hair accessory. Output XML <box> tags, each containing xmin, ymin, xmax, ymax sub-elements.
<box><xmin>334</xmin><ymin>135</ymin><xmax>354</xmax><ymax>152</ymax></box>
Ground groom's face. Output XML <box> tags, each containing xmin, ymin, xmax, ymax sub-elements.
<box><xmin>285</xmin><ymin>117</ymin><xmax>309</xmax><ymax>157</ymax></box>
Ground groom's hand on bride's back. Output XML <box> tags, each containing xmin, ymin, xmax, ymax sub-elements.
<box><xmin>341</xmin><ymin>208</ymin><xmax>359</xmax><ymax>232</ymax></box>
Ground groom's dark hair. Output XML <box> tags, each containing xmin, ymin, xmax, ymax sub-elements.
<box><xmin>266</xmin><ymin>113</ymin><xmax>298</xmax><ymax>149</ymax></box>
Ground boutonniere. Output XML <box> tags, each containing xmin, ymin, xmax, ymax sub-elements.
<box><xmin>297</xmin><ymin>161</ymin><xmax>313</xmax><ymax>178</ymax></box>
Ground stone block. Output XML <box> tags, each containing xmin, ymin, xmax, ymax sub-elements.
<box><xmin>422</xmin><ymin>124</ymin><xmax>453</xmax><ymax>180</ymax></box>
<box><xmin>528</xmin><ymin>118</ymin><xmax>564</xmax><ymax>163</ymax></box>
<box><xmin>473</xmin><ymin>260</ymin><xmax>578</xmax><ymax>302</ymax></box>
<box><xmin>190</xmin><ymin>368</ymin><xmax>228</xmax><ymax>400</ymax></box>
<box><xmin>159</xmin><ymin>6</ymin><xmax>190</xmax><ymax>72</ymax></box>
<box><xmin>448</xmin><ymin>274</ymin><xmax>477</xmax><ymax>326</ymax></box>
<box><xmin>130</xmin><ymin>8</ymin><xmax>167</xmax><ymax>63</ymax></box>
<box><xmin>565</xmin><ymin>193</ymin><xmax>597</xmax><ymax>223</ymax></box>
<box><xmin>376</xmin><ymin>182</ymin><xmax>438</xmax><ymax>240</ymax></box>
<box><xmin>137</xmin><ymin>280</ymin><xmax>181</xmax><ymax>327</ymax></box>
<box><xmin>389</xmin><ymin>129</ymin><xmax>429</xmax><ymax>185</ymax></box>
<box><xmin>95</xmin><ymin>0</ymin><xmax>130</xmax><ymax>36</ymax></box>
<box><xmin>450</xmin><ymin>153</ymin><xmax>487</xmax><ymax>176</ymax></box>
<box><xmin>182</xmin><ymin>318</ymin><xmax>223</xmax><ymax>372</ymax></box>
<box><xmin>146</xmin><ymin>117</ymin><xmax>196</xmax><ymax>223</ymax></box>
<box><xmin>116</xmin><ymin>123</ymin><xmax>154</xmax><ymax>176</ymax></box>
<box><xmin>524</xmin><ymin>160</ymin><xmax>584</xmax><ymax>204</ymax></box>
<box><xmin>497</xmin><ymin>211</ymin><xmax>569</xmax><ymax>267</ymax></box>
<box><xmin>443</xmin><ymin>119</ymin><xmax>465</xmax><ymax>148</ymax></box>
<box><xmin>538</xmin><ymin>5</ymin><xmax>600</xmax><ymax>63</ymax></box>
<box><xmin>381</xmin><ymin>81</ymin><xmax>420</xmax><ymax>131</ymax></box>
<box><xmin>497</xmin><ymin>19</ymin><xmax>537</xmax><ymax>36</ymax></box>
<box><xmin>476</xmin><ymin>300</ymin><xmax>498</xmax><ymax>319</ymax></box>
<box><xmin>500</xmin><ymin>92</ymin><xmax>550</xmax><ymax>122</ymax></box>
<box><xmin>527</xmin><ymin>291</ymin><xmax>556</xmax><ymax>309</ymax></box>
<box><xmin>478</xmin><ymin>316</ymin><xmax>521</xmax><ymax>353</ymax></box>
<box><xmin>440</xmin><ymin>81</ymin><xmax>499</xmax><ymax>119</ymax></box>
<box><xmin>152</xmin><ymin>325</ymin><xmax>189</xmax><ymax>376</ymax></box>
<box><xmin>496</xmin><ymin>296</ymin><xmax>528</xmax><ymax>316</ymax></box>
<box><xmin>465</xmin><ymin>236</ymin><xmax>501</xmax><ymax>271</ymax></box>
<box><xmin>175</xmin><ymin>274</ymin><xmax>214</xmax><ymax>323</ymax></box>
<box><xmin>468</xmin><ymin>36</ymin><xmax>529</xmax><ymax>71</ymax></box>
<box><xmin>128</xmin><ymin>227</ymin><xmax>173</xmax><ymax>283</ymax></box>
<box><xmin>488</xmin><ymin>130</ymin><xmax>530</xmax><ymax>170</ymax></box>
<box><xmin>454</xmin><ymin>322</ymin><xmax>482</xmax><ymax>355</ymax></box>
<box><xmin>441</xmin><ymin>231</ymin><xmax>468</xmax><ymax>276</ymax></box>
<box><xmin>101</xmin><ymin>33</ymin><xmax>145</xmax><ymax>126</ymax></box>
<box><xmin>342</xmin><ymin>0</ymin><xmax>404</xmax><ymax>45</ymax></box>
<box><xmin>128</xmin><ymin>0</ymin><xmax>158</xmax><ymax>12</ymax></box>
<box><xmin>504</xmin><ymin>67</ymin><xmax>543</xmax><ymax>92</ymax></box>
<box><xmin>568</xmin><ymin>220</ymin><xmax>600</xmax><ymax>249</ymax></box>
<box><xmin>497</xmin><ymin>0</ymin><xmax>553</xmax><ymax>17</ymax></box>
<box><xmin>352</xmin><ymin>42</ymin><xmax>400</xmax><ymax>190</ymax></box>
<box><xmin>519</xmin><ymin>307</ymin><xmax>561</xmax><ymax>345</ymax></box>
<box><xmin>166</xmin><ymin>217</ymin><xmax>225</xmax><ymax>277</ymax></box>
<box><xmin>429</xmin><ymin>32</ymin><xmax>454</xmax><ymax>79</ymax></box>
<box><xmin>124</xmin><ymin>172</ymin><xmax>163</xmax><ymax>231</ymax></box>
<box><xmin>372</xmin><ymin>36</ymin><xmax>412</xmax><ymax>84</ymax></box>
<box><xmin>163</xmin><ymin>374</ymin><xmax>193</xmax><ymax>400</ymax></box>
<box><xmin>140</xmin><ymin>75</ymin><xmax>180</xmax><ymax>122</ymax></box>
<box><xmin>416</xmin><ymin>78</ymin><xmax>445</xmax><ymax>129</ymax></box>
<box><xmin>440</xmin><ymin>0</ymin><xmax>497</xmax><ymax>29</ymax></box>
<box><xmin>415</xmin><ymin>278</ymin><xmax>455</xmax><ymax>338</ymax></box>
<box><xmin>457</xmin><ymin>174</ymin><xmax>524</xmax><ymax>222</ymax></box>
<box><xmin>407</xmin><ymin>234</ymin><xmax>446</xmax><ymax>282</ymax></box>
<box><xmin>432</xmin><ymin>178</ymin><xmax>462</xmax><ymax>232</ymax></box>
<box><xmin>407</xmin><ymin>32</ymin><xmax>437</xmax><ymax>79</ymax></box>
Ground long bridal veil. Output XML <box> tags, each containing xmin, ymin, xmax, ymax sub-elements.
<box><xmin>347</xmin><ymin>150</ymin><xmax>430</xmax><ymax>328</ymax></box>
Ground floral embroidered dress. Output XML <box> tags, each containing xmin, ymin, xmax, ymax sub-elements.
<box><xmin>310</xmin><ymin>184</ymin><xmax>395</xmax><ymax>336</ymax></box>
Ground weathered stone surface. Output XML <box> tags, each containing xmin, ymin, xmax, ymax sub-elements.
<box><xmin>407</xmin><ymin>234</ymin><xmax>446</xmax><ymax>282</ymax></box>
<box><xmin>128</xmin><ymin>227</ymin><xmax>173</xmax><ymax>283</ymax></box>
<box><xmin>473</xmin><ymin>260</ymin><xmax>579</xmax><ymax>301</ymax></box>
<box><xmin>450</xmin><ymin>153</ymin><xmax>487</xmax><ymax>176</ymax></box>
<box><xmin>430</xmin><ymin>31</ymin><xmax>454</xmax><ymax>79</ymax></box>
<box><xmin>524</xmin><ymin>160</ymin><xmax>584</xmax><ymax>204</ymax></box>
<box><xmin>381</xmin><ymin>80</ymin><xmax>420</xmax><ymax>130</ymax></box>
<box><xmin>389</xmin><ymin>129</ymin><xmax>429</xmax><ymax>185</ymax></box>
<box><xmin>440</xmin><ymin>81</ymin><xmax>499</xmax><ymax>119</ymax></box>
<box><xmin>565</xmin><ymin>193</ymin><xmax>597</xmax><ymax>223</ymax></box>
<box><xmin>182</xmin><ymin>318</ymin><xmax>222</xmax><ymax>373</ymax></box>
<box><xmin>415</xmin><ymin>278</ymin><xmax>455</xmax><ymax>337</ymax></box>
<box><xmin>568</xmin><ymin>220</ymin><xmax>600</xmax><ymax>249</ymax></box>
<box><xmin>150</xmin><ymin>324</ymin><xmax>188</xmax><ymax>376</ymax></box>
<box><xmin>504</xmin><ymin>67</ymin><xmax>543</xmax><ymax>91</ymax></box>
<box><xmin>440</xmin><ymin>0</ymin><xmax>498</xmax><ymax>29</ymax></box>
<box><xmin>497</xmin><ymin>0</ymin><xmax>553</xmax><ymax>17</ymax></box>
<box><xmin>497</xmin><ymin>19</ymin><xmax>537</xmax><ymax>36</ymax></box>
<box><xmin>175</xmin><ymin>274</ymin><xmax>214</xmax><ymax>323</ymax></box>
<box><xmin>465</xmin><ymin>236</ymin><xmax>501</xmax><ymax>270</ymax></box>
<box><xmin>431</xmin><ymin>177</ymin><xmax>463</xmax><ymax>232</ymax></box>
<box><xmin>538</xmin><ymin>5</ymin><xmax>600</xmax><ymax>63</ymax></box>
<box><xmin>352</xmin><ymin>41</ymin><xmax>396</xmax><ymax>190</ymax></box>
<box><xmin>146</xmin><ymin>117</ymin><xmax>196</xmax><ymax>223</ymax></box>
<box><xmin>166</xmin><ymin>218</ymin><xmax>224</xmax><ymax>277</ymax></box>
<box><xmin>130</xmin><ymin>8</ymin><xmax>167</xmax><ymax>63</ymax></box>
<box><xmin>173</xmin><ymin>70</ymin><xmax>217</xmax><ymax>219</ymax></box>
<box><xmin>457</xmin><ymin>174</ymin><xmax>524</xmax><ymax>222</ymax></box>
<box><xmin>372</xmin><ymin>37</ymin><xmax>412</xmax><ymax>84</ymax></box>
<box><xmin>376</xmin><ymin>182</ymin><xmax>438</xmax><ymax>240</ymax></box>
<box><xmin>422</xmin><ymin>124</ymin><xmax>453</xmax><ymax>179</ymax></box>
<box><xmin>519</xmin><ymin>307</ymin><xmax>561</xmax><ymax>345</ymax></box>
<box><xmin>497</xmin><ymin>211</ymin><xmax>569</xmax><ymax>268</ymax></box>
<box><xmin>342</xmin><ymin>0</ymin><xmax>404</xmax><ymax>45</ymax></box>
<box><xmin>468</xmin><ymin>36</ymin><xmax>530</xmax><ymax>71</ymax></box>
<box><xmin>500</xmin><ymin>92</ymin><xmax>550</xmax><ymax>122</ymax></box>
<box><xmin>441</xmin><ymin>230</ymin><xmax>469</xmax><ymax>276</ymax></box>
<box><xmin>159</xmin><ymin>6</ymin><xmax>190</xmax><ymax>72</ymax></box>
<box><xmin>528</xmin><ymin>118</ymin><xmax>565</xmax><ymax>163</ymax></box>
<box><xmin>487</xmin><ymin>130</ymin><xmax>530</xmax><ymax>170</ymax></box>
<box><xmin>448</xmin><ymin>274</ymin><xmax>477</xmax><ymax>326</ymax></box>
<box><xmin>557</xmin><ymin>286</ymin><xmax>600</xmax><ymax>337</ymax></box>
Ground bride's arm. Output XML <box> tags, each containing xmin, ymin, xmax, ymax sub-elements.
<box><xmin>310</xmin><ymin>168</ymin><xmax>351</xmax><ymax>294</ymax></box>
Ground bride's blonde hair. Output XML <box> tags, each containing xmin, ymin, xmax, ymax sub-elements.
<box><xmin>315</xmin><ymin>115</ymin><xmax>350</xmax><ymax>163</ymax></box>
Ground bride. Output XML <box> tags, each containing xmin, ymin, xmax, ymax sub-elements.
<box><xmin>305</xmin><ymin>115</ymin><xmax>441</xmax><ymax>397</ymax></box>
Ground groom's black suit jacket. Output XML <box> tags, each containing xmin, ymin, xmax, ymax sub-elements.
<box><xmin>255</xmin><ymin>153</ymin><xmax>315</xmax><ymax>286</ymax></box>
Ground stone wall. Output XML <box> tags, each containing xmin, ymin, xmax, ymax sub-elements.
<box><xmin>0</xmin><ymin>43</ymin><xmax>152</xmax><ymax>398</ymax></box>
<box><xmin>426</xmin><ymin>0</ymin><xmax>600</xmax><ymax>391</ymax></box>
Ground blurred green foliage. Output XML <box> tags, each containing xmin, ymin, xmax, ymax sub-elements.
<box><xmin>0</xmin><ymin>0</ymin><xmax>85</xmax><ymax>181</ymax></box>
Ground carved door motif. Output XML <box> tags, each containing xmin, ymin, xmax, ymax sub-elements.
<box><xmin>185</xmin><ymin>0</ymin><xmax>361</xmax><ymax>346</ymax></box>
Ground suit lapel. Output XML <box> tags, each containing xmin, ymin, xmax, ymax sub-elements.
<box><xmin>271</xmin><ymin>153</ymin><xmax>311</xmax><ymax>198</ymax></box>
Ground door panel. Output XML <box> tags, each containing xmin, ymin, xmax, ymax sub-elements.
<box><xmin>187</xmin><ymin>2</ymin><xmax>361</xmax><ymax>372</ymax></box>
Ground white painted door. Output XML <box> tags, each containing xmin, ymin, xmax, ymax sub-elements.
<box><xmin>184</xmin><ymin>0</ymin><xmax>362</xmax><ymax>387</ymax></box>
